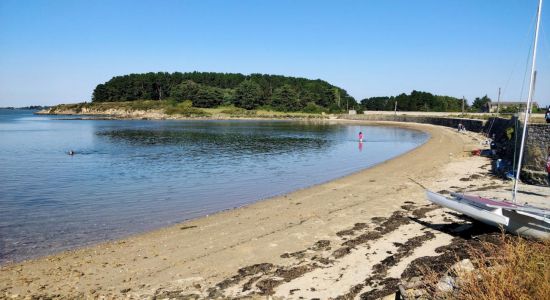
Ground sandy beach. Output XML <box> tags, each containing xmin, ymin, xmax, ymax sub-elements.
<box><xmin>1</xmin><ymin>121</ymin><xmax>548</xmax><ymax>299</ymax></box>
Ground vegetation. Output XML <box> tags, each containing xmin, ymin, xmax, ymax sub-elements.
<box><xmin>92</xmin><ymin>72</ymin><xmax>357</xmax><ymax>113</ymax></box>
<box><xmin>454</xmin><ymin>235</ymin><xmax>549</xmax><ymax>300</ymax></box>
<box><xmin>234</xmin><ymin>80</ymin><xmax>263</xmax><ymax>109</ymax></box>
<box><xmin>360</xmin><ymin>91</ymin><xmax>467</xmax><ymax>112</ymax></box>
<box><xmin>470</xmin><ymin>95</ymin><xmax>492</xmax><ymax>112</ymax></box>
<box><xmin>423</xmin><ymin>234</ymin><xmax>549</xmax><ymax>300</ymax></box>
<box><xmin>164</xmin><ymin>100</ymin><xmax>211</xmax><ymax>117</ymax></box>
<box><xmin>50</xmin><ymin>100</ymin><xmax>166</xmax><ymax>113</ymax></box>
<box><xmin>46</xmin><ymin>100</ymin><xmax>327</xmax><ymax>119</ymax></box>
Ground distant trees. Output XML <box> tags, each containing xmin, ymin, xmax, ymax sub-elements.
<box><xmin>171</xmin><ymin>80</ymin><xmax>200</xmax><ymax>102</ymax></box>
<box><xmin>171</xmin><ymin>80</ymin><xmax>224</xmax><ymax>108</ymax></box>
<box><xmin>272</xmin><ymin>84</ymin><xmax>302</xmax><ymax>111</ymax></box>
<box><xmin>92</xmin><ymin>71</ymin><xmax>357</xmax><ymax>112</ymax></box>
<box><xmin>471</xmin><ymin>95</ymin><xmax>491</xmax><ymax>112</ymax></box>
<box><xmin>234</xmin><ymin>80</ymin><xmax>263</xmax><ymax>109</ymax></box>
<box><xmin>360</xmin><ymin>90</ymin><xmax>466</xmax><ymax>112</ymax></box>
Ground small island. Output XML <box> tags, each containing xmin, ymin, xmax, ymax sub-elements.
<box><xmin>39</xmin><ymin>72</ymin><xmax>479</xmax><ymax>119</ymax></box>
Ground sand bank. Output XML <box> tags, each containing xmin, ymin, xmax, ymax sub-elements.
<box><xmin>4</xmin><ymin>121</ymin><xmax>543</xmax><ymax>299</ymax></box>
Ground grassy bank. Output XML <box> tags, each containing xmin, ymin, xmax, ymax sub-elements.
<box><xmin>43</xmin><ymin>100</ymin><xmax>328</xmax><ymax>119</ymax></box>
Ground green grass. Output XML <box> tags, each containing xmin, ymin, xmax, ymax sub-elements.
<box><xmin>49</xmin><ymin>100</ymin><xmax>328</xmax><ymax>119</ymax></box>
<box><xmin>164</xmin><ymin>101</ymin><xmax>210</xmax><ymax>117</ymax></box>
<box><xmin>204</xmin><ymin>105</ymin><xmax>325</xmax><ymax>118</ymax></box>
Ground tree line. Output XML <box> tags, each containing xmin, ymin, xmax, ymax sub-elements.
<box><xmin>360</xmin><ymin>91</ymin><xmax>467</xmax><ymax>112</ymax></box>
<box><xmin>360</xmin><ymin>91</ymin><xmax>497</xmax><ymax>112</ymax></box>
<box><xmin>92</xmin><ymin>72</ymin><xmax>357</xmax><ymax>112</ymax></box>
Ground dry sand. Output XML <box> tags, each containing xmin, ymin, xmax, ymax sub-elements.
<box><xmin>1</xmin><ymin>121</ymin><xmax>548</xmax><ymax>299</ymax></box>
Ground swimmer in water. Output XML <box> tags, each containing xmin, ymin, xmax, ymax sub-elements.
<box><xmin>68</xmin><ymin>150</ymin><xmax>75</xmax><ymax>155</ymax></box>
<box><xmin>358</xmin><ymin>131</ymin><xmax>363</xmax><ymax>142</ymax></box>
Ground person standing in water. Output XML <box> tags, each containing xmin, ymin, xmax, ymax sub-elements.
<box><xmin>358</xmin><ymin>131</ymin><xmax>363</xmax><ymax>142</ymax></box>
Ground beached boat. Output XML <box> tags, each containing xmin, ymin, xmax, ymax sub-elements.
<box><xmin>426</xmin><ymin>0</ymin><xmax>550</xmax><ymax>240</ymax></box>
<box><xmin>426</xmin><ymin>191</ymin><xmax>550</xmax><ymax>239</ymax></box>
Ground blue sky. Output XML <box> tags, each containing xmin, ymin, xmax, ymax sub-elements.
<box><xmin>1</xmin><ymin>0</ymin><xmax>549</xmax><ymax>107</ymax></box>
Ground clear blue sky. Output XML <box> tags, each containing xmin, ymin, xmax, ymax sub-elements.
<box><xmin>1</xmin><ymin>0</ymin><xmax>549</xmax><ymax>107</ymax></box>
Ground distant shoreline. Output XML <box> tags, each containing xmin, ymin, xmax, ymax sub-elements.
<box><xmin>0</xmin><ymin>106</ymin><xmax>49</xmax><ymax>110</ymax></box>
<box><xmin>36</xmin><ymin>101</ymin><xmax>331</xmax><ymax>121</ymax></box>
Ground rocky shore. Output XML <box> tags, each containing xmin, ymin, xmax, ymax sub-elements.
<box><xmin>36</xmin><ymin>102</ymin><xmax>328</xmax><ymax>120</ymax></box>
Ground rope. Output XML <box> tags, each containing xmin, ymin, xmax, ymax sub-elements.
<box><xmin>483</xmin><ymin>11</ymin><xmax>537</xmax><ymax>138</ymax></box>
<box><xmin>500</xmin><ymin>11</ymin><xmax>538</xmax><ymax>103</ymax></box>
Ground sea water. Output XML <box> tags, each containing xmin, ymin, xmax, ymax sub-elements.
<box><xmin>0</xmin><ymin>109</ymin><xmax>428</xmax><ymax>264</ymax></box>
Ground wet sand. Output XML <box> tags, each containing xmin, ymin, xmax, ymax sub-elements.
<box><xmin>2</xmin><ymin>121</ymin><xmax>545</xmax><ymax>299</ymax></box>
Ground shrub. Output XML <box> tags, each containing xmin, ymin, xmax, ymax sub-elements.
<box><xmin>423</xmin><ymin>234</ymin><xmax>549</xmax><ymax>300</ymax></box>
<box><xmin>164</xmin><ymin>101</ymin><xmax>210</xmax><ymax>117</ymax></box>
<box><xmin>218</xmin><ymin>105</ymin><xmax>256</xmax><ymax>116</ymax></box>
<box><xmin>302</xmin><ymin>102</ymin><xmax>327</xmax><ymax>114</ymax></box>
<box><xmin>454</xmin><ymin>235</ymin><xmax>549</xmax><ymax>300</ymax></box>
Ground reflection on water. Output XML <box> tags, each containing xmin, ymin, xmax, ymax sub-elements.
<box><xmin>0</xmin><ymin>109</ymin><xmax>428</xmax><ymax>264</ymax></box>
<box><xmin>97</xmin><ymin>129</ymin><xmax>331</xmax><ymax>156</ymax></box>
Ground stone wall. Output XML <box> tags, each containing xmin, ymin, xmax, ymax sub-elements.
<box><xmin>523</xmin><ymin>124</ymin><xmax>550</xmax><ymax>184</ymax></box>
<box><xmin>484</xmin><ymin>117</ymin><xmax>550</xmax><ymax>184</ymax></box>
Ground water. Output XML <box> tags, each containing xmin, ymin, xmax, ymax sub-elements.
<box><xmin>0</xmin><ymin>109</ymin><xmax>428</xmax><ymax>264</ymax></box>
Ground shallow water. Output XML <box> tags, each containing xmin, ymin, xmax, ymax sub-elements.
<box><xmin>0</xmin><ymin>109</ymin><xmax>428</xmax><ymax>264</ymax></box>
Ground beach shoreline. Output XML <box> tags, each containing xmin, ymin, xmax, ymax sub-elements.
<box><xmin>1</xmin><ymin>120</ymin><xmax>520</xmax><ymax>299</ymax></box>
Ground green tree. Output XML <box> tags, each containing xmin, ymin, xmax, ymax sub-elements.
<box><xmin>471</xmin><ymin>95</ymin><xmax>491</xmax><ymax>112</ymax></box>
<box><xmin>360</xmin><ymin>91</ymin><xmax>464</xmax><ymax>112</ymax></box>
<box><xmin>234</xmin><ymin>80</ymin><xmax>262</xmax><ymax>109</ymax></box>
<box><xmin>271</xmin><ymin>84</ymin><xmax>302</xmax><ymax>111</ymax></box>
<box><xmin>193</xmin><ymin>86</ymin><xmax>224</xmax><ymax>108</ymax></box>
<box><xmin>170</xmin><ymin>80</ymin><xmax>200</xmax><ymax>102</ymax></box>
<box><xmin>92</xmin><ymin>84</ymin><xmax>109</xmax><ymax>102</ymax></box>
<box><xmin>91</xmin><ymin>71</ymin><xmax>357</xmax><ymax>111</ymax></box>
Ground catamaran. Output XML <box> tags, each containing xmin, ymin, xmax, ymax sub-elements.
<box><xmin>426</xmin><ymin>0</ymin><xmax>550</xmax><ymax>239</ymax></box>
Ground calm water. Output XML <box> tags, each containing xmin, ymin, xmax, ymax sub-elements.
<box><xmin>0</xmin><ymin>109</ymin><xmax>428</xmax><ymax>264</ymax></box>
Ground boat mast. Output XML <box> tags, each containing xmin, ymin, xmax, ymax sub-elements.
<box><xmin>496</xmin><ymin>87</ymin><xmax>501</xmax><ymax>114</ymax></box>
<box><xmin>513</xmin><ymin>0</ymin><xmax>543</xmax><ymax>202</ymax></box>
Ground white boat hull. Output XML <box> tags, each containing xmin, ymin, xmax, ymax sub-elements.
<box><xmin>426</xmin><ymin>191</ymin><xmax>509</xmax><ymax>227</ymax></box>
<box><xmin>426</xmin><ymin>191</ymin><xmax>550</xmax><ymax>240</ymax></box>
<box><xmin>502</xmin><ymin>209</ymin><xmax>550</xmax><ymax>240</ymax></box>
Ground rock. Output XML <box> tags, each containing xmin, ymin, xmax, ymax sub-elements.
<box><xmin>451</xmin><ymin>259</ymin><xmax>475</xmax><ymax>275</ymax></box>
<box><xmin>436</xmin><ymin>275</ymin><xmax>455</xmax><ymax>293</ymax></box>
<box><xmin>399</xmin><ymin>284</ymin><xmax>426</xmax><ymax>300</ymax></box>
<box><xmin>402</xmin><ymin>276</ymin><xmax>423</xmax><ymax>289</ymax></box>
<box><xmin>411</xmin><ymin>288</ymin><xmax>425</xmax><ymax>297</ymax></box>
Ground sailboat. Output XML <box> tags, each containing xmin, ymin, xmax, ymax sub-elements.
<box><xmin>426</xmin><ymin>0</ymin><xmax>550</xmax><ymax>239</ymax></box>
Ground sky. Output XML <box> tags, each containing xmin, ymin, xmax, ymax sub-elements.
<box><xmin>1</xmin><ymin>0</ymin><xmax>550</xmax><ymax>107</ymax></box>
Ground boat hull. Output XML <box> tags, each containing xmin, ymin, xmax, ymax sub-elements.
<box><xmin>426</xmin><ymin>191</ymin><xmax>509</xmax><ymax>227</ymax></box>
<box><xmin>503</xmin><ymin>209</ymin><xmax>550</xmax><ymax>240</ymax></box>
<box><xmin>426</xmin><ymin>191</ymin><xmax>550</xmax><ymax>240</ymax></box>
